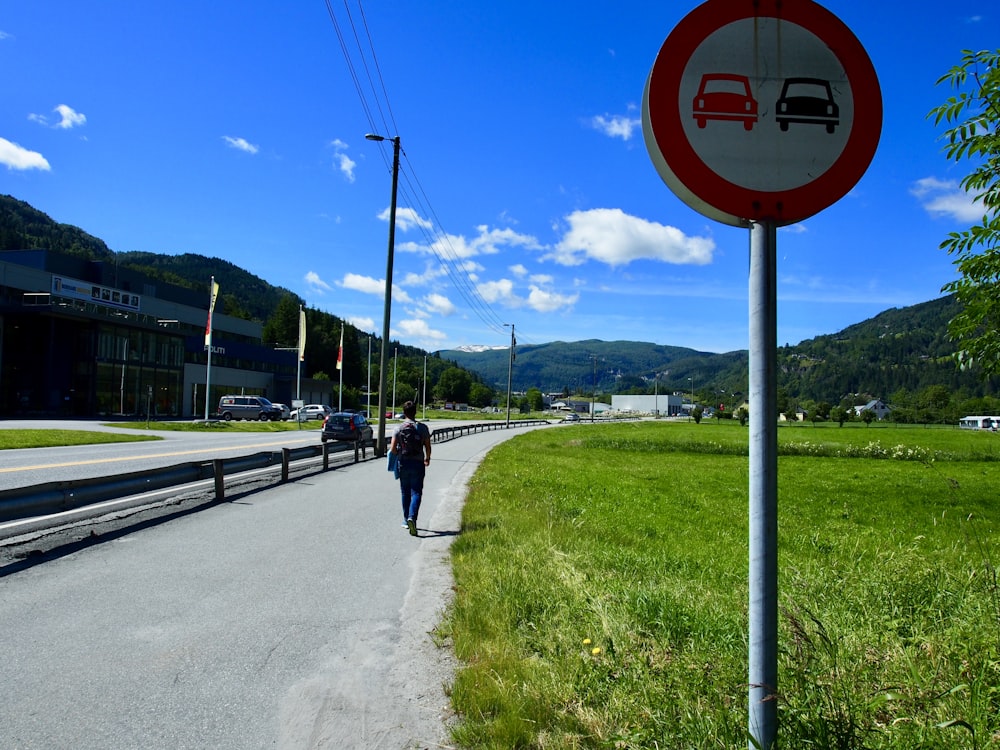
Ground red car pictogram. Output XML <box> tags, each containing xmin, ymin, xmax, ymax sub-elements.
<box><xmin>692</xmin><ymin>73</ymin><xmax>758</xmax><ymax>131</ymax></box>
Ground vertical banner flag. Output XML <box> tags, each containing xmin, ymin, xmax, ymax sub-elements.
<box><xmin>297</xmin><ymin>306</ymin><xmax>306</xmax><ymax>361</ymax></box>
<box><xmin>336</xmin><ymin>326</ymin><xmax>344</xmax><ymax>370</ymax></box>
<box><xmin>205</xmin><ymin>277</ymin><xmax>220</xmax><ymax>346</ymax></box>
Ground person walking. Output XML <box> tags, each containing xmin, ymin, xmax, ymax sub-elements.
<box><xmin>389</xmin><ymin>400</ymin><xmax>431</xmax><ymax>536</ymax></box>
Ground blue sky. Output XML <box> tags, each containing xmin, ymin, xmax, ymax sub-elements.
<box><xmin>0</xmin><ymin>1</ymin><xmax>993</xmax><ymax>354</ymax></box>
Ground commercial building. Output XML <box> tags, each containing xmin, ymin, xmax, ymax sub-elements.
<box><xmin>0</xmin><ymin>249</ymin><xmax>325</xmax><ymax>418</ymax></box>
<box><xmin>610</xmin><ymin>393</ymin><xmax>684</xmax><ymax>416</ymax></box>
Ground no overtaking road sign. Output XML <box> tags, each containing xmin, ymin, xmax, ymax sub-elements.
<box><xmin>642</xmin><ymin>0</ymin><xmax>882</xmax><ymax>227</ymax></box>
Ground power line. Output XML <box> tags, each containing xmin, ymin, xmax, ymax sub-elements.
<box><xmin>323</xmin><ymin>1</ymin><xmax>531</xmax><ymax>344</ymax></box>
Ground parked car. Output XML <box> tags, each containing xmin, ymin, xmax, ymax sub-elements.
<box><xmin>217</xmin><ymin>395</ymin><xmax>282</xmax><ymax>421</ymax></box>
<box><xmin>563</xmin><ymin>413</ymin><xmax>581</xmax><ymax>422</ymax></box>
<box><xmin>290</xmin><ymin>404</ymin><xmax>332</xmax><ymax>421</ymax></box>
<box><xmin>270</xmin><ymin>403</ymin><xmax>291</xmax><ymax>421</ymax></box>
<box><xmin>321</xmin><ymin>412</ymin><xmax>374</xmax><ymax>444</ymax></box>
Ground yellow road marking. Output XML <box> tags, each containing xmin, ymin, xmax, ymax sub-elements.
<box><xmin>0</xmin><ymin>436</ymin><xmax>321</xmax><ymax>474</ymax></box>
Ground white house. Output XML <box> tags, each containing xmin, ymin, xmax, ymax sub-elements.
<box><xmin>854</xmin><ymin>399</ymin><xmax>891</xmax><ymax>420</ymax></box>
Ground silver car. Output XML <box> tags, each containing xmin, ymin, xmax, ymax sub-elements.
<box><xmin>290</xmin><ymin>404</ymin><xmax>332</xmax><ymax>422</ymax></box>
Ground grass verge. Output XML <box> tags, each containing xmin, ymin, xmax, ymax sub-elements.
<box><xmin>443</xmin><ymin>421</ymin><xmax>1000</xmax><ymax>749</ymax></box>
<box><xmin>0</xmin><ymin>429</ymin><xmax>162</xmax><ymax>449</ymax></box>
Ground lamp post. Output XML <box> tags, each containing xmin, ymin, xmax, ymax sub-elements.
<box><xmin>688</xmin><ymin>376</ymin><xmax>694</xmax><ymax>421</ymax></box>
<box><xmin>366</xmin><ymin>133</ymin><xmax>401</xmax><ymax>456</ymax></box>
<box><xmin>392</xmin><ymin>346</ymin><xmax>398</xmax><ymax>418</ymax></box>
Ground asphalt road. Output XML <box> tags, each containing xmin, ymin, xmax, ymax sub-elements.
<box><xmin>0</xmin><ymin>421</ymin><xmax>548</xmax><ymax>749</ymax></box>
<box><xmin>0</xmin><ymin>420</ymin><xmax>334</xmax><ymax>492</ymax></box>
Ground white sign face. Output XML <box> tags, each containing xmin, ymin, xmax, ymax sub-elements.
<box><xmin>682</xmin><ymin>18</ymin><xmax>853</xmax><ymax>192</ymax></box>
<box><xmin>642</xmin><ymin>0</ymin><xmax>881</xmax><ymax>227</ymax></box>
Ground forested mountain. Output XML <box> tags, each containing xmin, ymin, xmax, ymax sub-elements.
<box><xmin>774</xmin><ymin>295</ymin><xmax>992</xmax><ymax>402</ymax></box>
<box><xmin>443</xmin><ymin>340</ymin><xmax>747</xmax><ymax>398</ymax></box>
<box><xmin>0</xmin><ymin>194</ymin><xmax>489</xmax><ymax>406</ymax></box>
<box><xmin>4</xmin><ymin>194</ymin><xmax>994</xmax><ymax>413</ymax></box>
<box><xmin>1</xmin><ymin>194</ymin><xmax>114</xmax><ymax>260</ymax></box>
<box><xmin>1</xmin><ymin>193</ymin><xmax>298</xmax><ymax>323</ymax></box>
<box><xmin>443</xmin><ymin>296</ymin><xmax>997</xmax><ymax>408</ymax></box>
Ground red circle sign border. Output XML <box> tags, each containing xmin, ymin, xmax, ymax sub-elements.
<box><xmin>644</xmin><ymin>0</ymin><xmax>882</xmax><ymax>226</ymax></box>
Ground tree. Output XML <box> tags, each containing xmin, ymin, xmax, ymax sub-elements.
<box><xmin>468</xmin><ymin>382</ymin><xmax>494</xmax><ymax>408</ymax></box>
<box><xmin>526</xmin><ymin>387</ymin><xmax>544</xmax><ymax>412</ymax></box>
<box><xmin>929</xmin><ymin>49</ymin><xmax>1000</xmax><ymax>376</ymax></box>
<box><xmin>434</xmin><ymin>367</ymin><xmax>471</xmax><ymax>403</ymax></box>
<box><xmin>262</xmin><ymin>294</ymin><xmax>302</xmax><ymax>348</ymax></box>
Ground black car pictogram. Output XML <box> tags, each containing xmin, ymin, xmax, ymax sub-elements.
<box><xmin>775</xmin><ymin>77</ymin><xmax>839</xmax><ymax>133</ymax></box>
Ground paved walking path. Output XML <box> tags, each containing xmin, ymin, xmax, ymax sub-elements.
<box><xmin>0</xmin><ymin>424</ymin><xmax>546</xmax><ymax>749</ymax></box>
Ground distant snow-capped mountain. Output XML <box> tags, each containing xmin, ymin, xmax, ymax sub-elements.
<box><xmin>451</xmin><ymin>344</ymin><xmax>509</xmax><ymax>353</ymax></box>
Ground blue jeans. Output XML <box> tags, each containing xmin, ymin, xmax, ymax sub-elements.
<box><xmin>398</xmin><ymin>458</ymin><xmax>425</xmax><ymax>522</ymax></box>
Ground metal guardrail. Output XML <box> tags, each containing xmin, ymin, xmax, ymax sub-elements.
<box><xmin>0</xmin><ymin>420</ymin><xmax>549</xmax><ymax>525</ymax></box>
<box><xmin>0</xmin><ymin>439</ymin><xmax>368</xmax><ymax>524</ymax></box>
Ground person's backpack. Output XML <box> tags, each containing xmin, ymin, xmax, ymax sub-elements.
<box><xmin>396</xmin><ymin>421</ymin><xmax>422</xmax><ymax>458</ymax></box>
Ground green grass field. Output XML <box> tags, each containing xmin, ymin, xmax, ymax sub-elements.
<box><xmin>0</xmin><ymin>429</ymin><xmax>162</xmax><ymax>449</ymax></box>
<box><xmin>444</xmin><ymin>421</ymin><xmax>1000</xmax><ymax>749</ymax></box>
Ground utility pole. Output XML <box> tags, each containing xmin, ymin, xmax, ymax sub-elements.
<box><xmin>366</xmin><ymin>133</ymin><xmax>401</xmax><ymax>456</ymax></box>
<box><xmin>589</xmin><ymin>355</ymin><xmax>601</xmax><ymax>422</ymax></box>
<box><xmin>504</xmin><ymin>323</ymin><xmax>515</xmax><ymax>427</ymax></box>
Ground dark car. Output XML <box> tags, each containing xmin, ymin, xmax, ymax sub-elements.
<box><xmin>775</xmin><ymin>77</ymin><xmax>839</xmax><ymax>133</ymax></box>
<box><xmin>692</xmin><ymin>73</ymin><xmax>758</xmax><ymax>131</ymax></box>
<box><xmin>321</xmin><ymin>412</ymin><xmax>374</xmax><ymax>444</ymax></box>
<box><xmin>217</xmin><ymin>395</ymin><xmax>282</xmax><ymax>421</ymax></box>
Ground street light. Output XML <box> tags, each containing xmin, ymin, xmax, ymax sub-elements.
<box><xmin>688</xmin><ymin>376</ymin><xmax>694</xmax><ymax>421</ymax></box>
<box><xmin>366</xmin><ymin>133</ymin><xmax>401</xmax><ymax>456</ymax></box>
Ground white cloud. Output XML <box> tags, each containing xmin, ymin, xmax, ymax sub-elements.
<box><xmin>341</xmin><ymin>273</ymin><xmax>385</xmax><ymax>296</ymax></box>
<box><xmin>549</xmin><ymin>208</ymin><xmax>714</xmax><ymax>267</ymax></box>
<box><xmin>509</xmin><ymin>263</ymin><xmax>528</xmax><ymax>277</ymax></box>
<box><xmin>222</xmin><ymin>136</ymin><xmax>259</xmax><ymax>154</ymax></box>
<box><xmin>0</xmin><ymin>137</ymin><xmax>50</xmax><ymax>171</ymax></box>
<box><xmin>423</xmin><ymin>293</ymin><xmax>456</xmax><ymax>316</ymax></box>
<box><xmin>0</xmin><ymin>30</ymin><xmax>11</xmax><ymax>40</ymax></box>
<box><xmin>394</xmin><ymin>318</ymin><xmax>447</xmax><ymax>341</ymax></box>
<box><xmin>779</xmin><ymin>223</ymin><xmax>808</xmax><ymax>234</ymax></box>
<box><xmin>376</xmin><ymin>206</ymin><xmax>432</xmax><ymax>232</ymax></box>
<box><xmin>401</xmin><ymin>263</ymin><xmax>448</xmax><ymax>286</ymax></box>
<box><xmin>347</xmin><ymin>316</ymin><xmax>375</xmax><ymax>332</ymax></box>
<box><xmin>340</xmin><ymin>272</ymin><xmax>412</xmax><ymax>303</ymax></box>
<box><xmin>304</xmin><ymin>271</ymin><xmax>333</xmax><ymax>293</ymax></box>
<box><xmin>54</xmin><ymin>104</ymin><xmax>86</xmax><ymax>129</ymax></box>
<box><xmin>526</xmin><ymin>285</ymin><xmax>578</xmax><ymax>313</ymax></box>
<box><xmin>911</xmin><ymin>176</ymin><xmax>985</xmax><ymax>222</ymax></box>
<box><xmin>477</xmin><ymin>278</ymin><xmax>516</xmax><ymax>304</ymax></box>
<box><xmin>425</xmin><ymin>225</ymin><xmax>542</xmax><ymax>260</ymax></box>
<box><xmin>590</xmin><ymin>114</ymin><xmax>641</xmax><ymax>141</ymax></box>
<box><xmin>28</xmin><ymin>104</ymin><xmax>86</xmax><ymax>129</ymax></box>
<box><xmin>529</xmin><ymin>273</ymin><xmax>554</xmax><ymax>284</ymax></box>
<box><xmin>336</xmin><ymin>153</ymin><xmax>356</xmax><ymax>182</ymax></box>
<box><xmin>330</xmin><ymin>139</ymin><xmax>355</xmax><ymax>182</ymax></box>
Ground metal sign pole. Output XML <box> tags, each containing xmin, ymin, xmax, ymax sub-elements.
<box><xmin>748</xmin><ymin>219</ymin><xmax>778</xmax><ymax>750</ymax></box>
